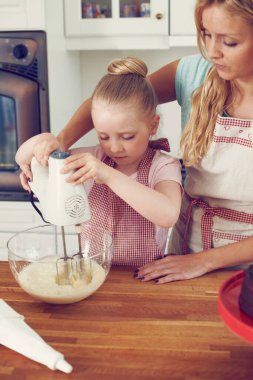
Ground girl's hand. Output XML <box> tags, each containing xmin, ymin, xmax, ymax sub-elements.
<box><xmin>16</xmin><ymin>133</ymin><xmax>61</xmax><ymax>191</ymax></box>
<box><xmin>62</xmin><ymin>152</ymin><xmax>112</xmax><ymax>185</ymax></box>
<box><xmin>32</xmin><ymin>134</ymin><xmax>60</xmax><ymax>166</ymax></box>
<box><xmin>19</xmin><ymin>163</ymin><xmax>32</xmax><ymax>192</ymax></box>
<box><xmin>134</xmin><ymin>252</ymin><xmax>210</xmax><ymax>284</ymax></box>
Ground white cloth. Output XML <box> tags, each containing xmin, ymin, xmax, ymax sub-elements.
<box><xmin>0</xmin><ymin>299</ymin><xmax>72</xmax><ymax>373</ymax></box>
<box><xmin>169</xmin><ymin>114</ymin><xmax>253</xmax><ymax>253</ymax></box>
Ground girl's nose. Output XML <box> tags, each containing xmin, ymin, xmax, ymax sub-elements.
<box><xmin>110</xmin><ymin>139</ymin><xmax>123</xmax><ymax>153</ymax></box>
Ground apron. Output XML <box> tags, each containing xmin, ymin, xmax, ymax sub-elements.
<box><xmin>85</xmin><ymin>138</ymin><xmax>170</xmax><ymax>266</ymax></box>
<box><xmin>168</xmin><ymin>114</ymin><xmax>253</xmax><ymax>254</ymax></box>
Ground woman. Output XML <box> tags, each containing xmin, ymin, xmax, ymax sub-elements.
<box><xmin>138</xmin><ymin>0</ymin><xmax>253</xmax><ymax>283</ymax></box>
<box><xmin>19</xmin><ymin>0</ymin><xmax>253</xmax><ymax>283</ymax></box>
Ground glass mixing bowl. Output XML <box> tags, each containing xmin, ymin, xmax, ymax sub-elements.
<box><xmin>7</xmin><ymin>224</ymin><xmax>113</xmax><ymax>304</ymax></box>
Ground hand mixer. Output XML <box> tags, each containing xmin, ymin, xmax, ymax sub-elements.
<box><xmin>29</xmin><ymin>150</ymin><xmax>91</xmax><ymax>285</ymax></box>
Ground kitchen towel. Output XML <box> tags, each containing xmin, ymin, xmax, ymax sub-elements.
<box><xmin>0</xmin><ymin>299</ymin><xmax>73</xmax><ymax>373</ymax></box>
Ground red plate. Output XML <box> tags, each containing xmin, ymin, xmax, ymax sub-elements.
<box><xmin>218</xmin><ymin>271</ymin><xmax>253</xmax><ymax>344</ymax></box>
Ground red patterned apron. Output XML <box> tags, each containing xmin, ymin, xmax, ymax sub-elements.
<box><xmin>85</xmin><ymin>138</ymin><xmax>170</xmax><ymax>266</ymax></box>
<box><xmin>168</xmin><ymin>114</ymin><xmax>253</xmax><ymax>254</ymax></box>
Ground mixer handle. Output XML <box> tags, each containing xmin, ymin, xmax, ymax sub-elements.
<box><xmin>30</xmin><ymin>191</ymin><xmax>50</xmax><ymax>224</ymax></box>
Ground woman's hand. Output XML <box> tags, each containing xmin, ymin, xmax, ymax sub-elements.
<box><xmin>134</xmin><ymin>252</ymin><xmax>210</xmax><ymax>284</ymax></box>
<box><xmin>62</xmin><ymin>152</ymin><xmax>112</xmax><ymax>185</ymax></box>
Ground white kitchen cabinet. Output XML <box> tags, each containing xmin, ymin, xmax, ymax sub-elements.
<box><xmin>64</xmin><ymin>0</ymin><xmax>197</xmax><ymax>49</ymax></box>
<box><xmin>0</xmin><ymin>0</ymin><xmax>45</xmax><ymax>31</ymax></box>
<box><xmin>169</xmin><ymin>0</ymin><xmax>196</xmax><ymax>46</ymax></box>
<box><xmin>64</xmin><ymin>0</ymin><xmax>170</xmax><ymax>50</ymax></box>
<box><xmin>64</xmin><ymin>0</ymin><xmax>168</xmax><ymax>37</ymax></box>
<box><xmin>0</xmin><ymin>201</ymin><xmax>42</xmax><ymax>259</ymax></box>
<box><xmin>170</xmin><ymin>0</ymin><xmax>195</xmax><ymax>35</ymax></box>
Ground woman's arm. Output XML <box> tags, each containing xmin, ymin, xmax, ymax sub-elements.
<box><xmin>57</xmin><ymin>98</ymin><xmax>93</xmax><ymax>151</ymax></box>
<box><xmin>136</xmin><ymin>237</ymin><xmax>253</xmax><ymax>283</ymax></box>
<box><xmin>148</xmin><ymin>59</ymin><xmax>180</xmax><ymax>104</ymax></box>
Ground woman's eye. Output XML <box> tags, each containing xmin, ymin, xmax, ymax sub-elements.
<box><xmin>223</xmin><ymin>41</ymin><xmax>237</xmax><ymax>47</ymax></box>
<box><xmin>202</xmin><ymin>31</ymin><xmax>211</xmax><ymax>39</ymax></box>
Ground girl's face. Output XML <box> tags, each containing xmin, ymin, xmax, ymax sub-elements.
<box><xmin>91</xmin><ymin>99</ymin><xmax>158</xmax><ymax>172</ymax></box>
<box><xmin>202</xmin><ymin>3</ymin><xmax>253</xmax><ymax>83</ymax></box>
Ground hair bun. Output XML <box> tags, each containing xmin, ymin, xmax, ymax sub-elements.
<box><xmin>107</xmin><ymin>56</ymin><xmax>148</xmax><ymax>77</ymax></box>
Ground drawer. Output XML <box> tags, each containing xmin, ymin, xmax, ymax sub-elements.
<box><xmin>0</xmin><ymin>201</ymin><xmax>42</xmax><ymax>232</ymax></box>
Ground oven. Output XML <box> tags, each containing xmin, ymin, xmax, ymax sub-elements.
<box><xmin>0</xmin><ymin>30</ymin><xmax>50</xmax><ymax>201</ymax></box>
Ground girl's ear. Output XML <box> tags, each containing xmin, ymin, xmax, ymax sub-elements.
<box><xmin>150</xmin><ymin>114</ymin><xmax>160</xmax><ymax>136</ymax></box>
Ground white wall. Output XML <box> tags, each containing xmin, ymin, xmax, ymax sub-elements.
<box><xmin>45</xmin><ymin>0</ymin><xmax>82</xmax><ymax>137</ymax></box>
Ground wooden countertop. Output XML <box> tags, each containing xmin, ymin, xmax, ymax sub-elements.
<box><xmin>1</xmin><ymin>262</ymin><xmax>253</xmax><ymax>380</ymax></box>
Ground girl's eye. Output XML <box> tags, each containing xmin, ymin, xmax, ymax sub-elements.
<box><xmin>122</xmin><ymin>135</ymin><xmax>134</xmax><ymax>140</ymax></box>
<box><xmin>99</xmin><ymin>135</ymin><xmax>109</xmax><ymax>141</ymax></box>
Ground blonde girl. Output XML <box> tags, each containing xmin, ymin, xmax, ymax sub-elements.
<box><xmin>16</xmin><ymin>57</ymin><xmax>182</xmax><ymax>267</ymax></box>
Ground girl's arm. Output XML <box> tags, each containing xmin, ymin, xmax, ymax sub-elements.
<box><xmin>136</xmin><ymin>237</ymin><xmax>253</xmax><ymax>284</ymax></box>
<box><xmin>15</xmin><ymin>133</ymin><xmax>59</xmax><ymax>166</ymax></box>
<box><xmin>63</xmin><ymin>151</ymin><xmax>182</xmax><ymax>228</ymax></box>
<box><xmin>15</xmin><ymin>133</ymin><xmax>59</xmax><ymax>190</ymax></box>
<box><xmin>56</xmin><ymin>60</ymin><xmax>180</xmax><ymax>150</ymax></box>
<box><xmin>104</xmin><ymin>167</ymin><xmax>181</xmax><ymax>228</ymax></box>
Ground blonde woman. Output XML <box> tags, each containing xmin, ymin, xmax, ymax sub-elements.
<box><xmin>138</xmin><ymin>0</ymin><xmax>253</xmax><ymax>282</ymax></box>
<box><xmin>18</xmin><ymin>0</ymin><xmax>253</xmax><ymax>283</ymax></box>
<box><xmin>16</xmin><ymin>57</ymin><xmax>182</xmax><ymax>267</ymax></box>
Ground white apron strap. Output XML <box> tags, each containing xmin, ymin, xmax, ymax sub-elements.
<box><xmin>182</xmin><ymin>192</ymin><xmax>253</xmax><ymax>254</ymax></box>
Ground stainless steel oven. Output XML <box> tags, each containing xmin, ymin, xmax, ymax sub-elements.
<box><xmin>0</xmin><ymin>30</ymin><xmax>50</xmax><ymax>201</ymax></box>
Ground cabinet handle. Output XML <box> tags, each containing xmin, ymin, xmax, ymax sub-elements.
<box><xmin>155</xmin><ymin>13</ymin><xmax>163</xmax><ymax>20</ymax></box>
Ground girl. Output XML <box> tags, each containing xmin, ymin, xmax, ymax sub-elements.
<box><xmin>16</xmin><ymin>57</ymin><xmax>182</xmax><ymax>267</ymax></box>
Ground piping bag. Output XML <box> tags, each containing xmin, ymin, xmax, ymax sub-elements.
<box><xmin>0</xmin><ymin>299</ymin><xmax>73</xmax><ymax>373</ymax></box>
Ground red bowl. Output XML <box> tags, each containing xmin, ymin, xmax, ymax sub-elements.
<box><xmin>218</xmin><ymin>271</ymin><xmax>253</xmax><ymax>344</ymax></box>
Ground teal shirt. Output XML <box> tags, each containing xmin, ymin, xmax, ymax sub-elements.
<box><xmin>175</xmin><ymin>54</ymin><xmax>212</xmax><ymax>131</ymax></box>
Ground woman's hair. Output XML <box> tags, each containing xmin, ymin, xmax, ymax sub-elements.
<box><xmin>92</xmin><ymin>57</ymin><xmax>157</xmax><ymax>118</ymax></box>
<box><xmin>180</xmin><ymin>0</ymin><xmax>253</xmax><ymax>166</ymax></box>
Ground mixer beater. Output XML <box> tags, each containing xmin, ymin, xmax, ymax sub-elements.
<box><xmin>56</xmin><ymin>225</ymin><xmax>92</xmax><ymax>286</ymax></box>
<box><xmin>29</xmin><ymin>150</ymin><xmax>92</xmax><ymax>286</ymax></box>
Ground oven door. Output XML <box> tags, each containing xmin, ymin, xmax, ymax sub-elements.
<box><xmin>0</xmin><ymin>70</ymin><xmax>40</xmax><ymax>198</ymax></box>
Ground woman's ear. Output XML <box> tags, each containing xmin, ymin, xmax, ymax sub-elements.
<box><xmin>150</xmin><ymin>114</ymin><xmax>160</xmax><ymax>136</ymax></box>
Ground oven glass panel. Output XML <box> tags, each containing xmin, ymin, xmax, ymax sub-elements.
<box><xmin>0</xmin><ymin>95</ymin><xmax>18</xmax><ymax>171</ymax></box>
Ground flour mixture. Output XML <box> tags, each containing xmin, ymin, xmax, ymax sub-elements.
<box><xmin>17</xmin><ymin>255</ymin><xmax>106</xmax><ymax>304</ymax></box>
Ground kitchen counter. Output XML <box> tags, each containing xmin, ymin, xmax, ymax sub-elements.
<box><xmin>1</xmin><ymin>263</ymin><xmax>253</xmax><ymax>380</ymax></box>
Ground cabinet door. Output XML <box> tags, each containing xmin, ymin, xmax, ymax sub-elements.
<box><xmin>64</xmin><ymin>0</ymin><xmax>168</xmax><ymax>37</ymax></box>
<box><xmin>0</xmin><ymin>0</ymin><xmax>45</xmax><ymax>30</ymax></box>
<box><xmin>170</xmin><ymin>0</ymin><xmax>196</xmax><ymax>35</ymax></box>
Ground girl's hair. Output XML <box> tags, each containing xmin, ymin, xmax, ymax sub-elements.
<box><xmin>180</xmin><ymin>0</ymin><xmax>253</xmax><ymax>166</ymax></box>
<box><xmin>92</xmin><ymin>57</ymin><xmax>157</xmax><ymax>118</ymax></box>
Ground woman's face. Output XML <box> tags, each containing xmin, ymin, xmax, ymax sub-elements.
<box><xmin>202</xmin><ymin>3</ymin><xmax>253</xmax><ymax>83</ymax></box>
